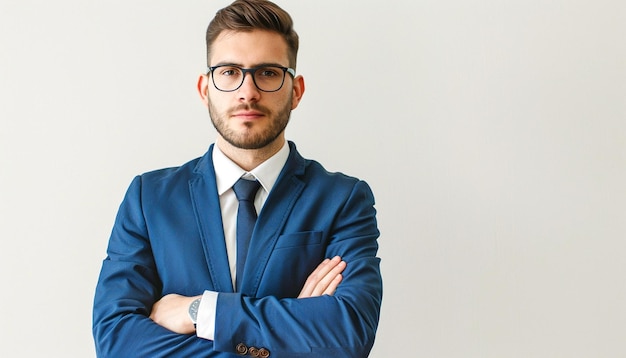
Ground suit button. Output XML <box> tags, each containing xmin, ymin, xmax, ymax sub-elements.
<box><xmin>235</xmin><ymin>343</ymin><xmax>248</xmax><ymax>355</ymax></box>
<box><xmin>259</xmin><ymin>347</ymin><xmax>270</xmax><ymax>357</ymax></box>
<box><xmin>249</xmin><ymin>346</ymin><xmax>259</xmax><ymax>357</ymax></box>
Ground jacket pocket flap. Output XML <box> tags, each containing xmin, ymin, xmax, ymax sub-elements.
<box><xmin>274</xmin><ymin>231</ymin><xmax>323</xmax><ymax>249</ymax></box>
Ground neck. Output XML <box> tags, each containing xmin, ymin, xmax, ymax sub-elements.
<box><xmin>216</xmin><ymin>136</ymin><xmax>285</xmax><ymax>171</ymax></box>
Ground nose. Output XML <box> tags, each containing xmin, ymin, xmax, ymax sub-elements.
<box><xmin>237</xmin><ymin>71</ymin><xmax>260</xmax><ymax>102</ymax></box>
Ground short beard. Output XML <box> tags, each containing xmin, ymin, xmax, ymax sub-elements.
<box><xmin>208</xmin><ymin>96</ymin><xmax>292</xmax><ymax>150</ymax></box>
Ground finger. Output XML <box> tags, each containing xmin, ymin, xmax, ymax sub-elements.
<box><xmin>302</xmin><ymin>258</ymin><xmax>346</xmax><ymax>297</ymax></box>
<box><xmin>299</xmin><ymin>256</ymin><xmax>343</xmax><ymax>298</ymax></box>
<box><xmin>322</xmin><ymin>273</ymin><xmax>343</xmax><ymax>296</ymax></box>
<box><xmin>314</xmin><ymin>256</ymin><xmax>341</xmax><ymax>278</ymax></box>
<box><xmin>298</xmin><ymin>259</ymin><xmax>329</xmax><ymax>298</ymax></box>
<box><xmin>310</xmin><ymin>260</ymin><xmax>346</xmax><ymax>296</ymax></box>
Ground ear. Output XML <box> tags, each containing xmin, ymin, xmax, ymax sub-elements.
<box><xmin>290</xmin><ymin>75</ymin><xmax>305</xmax><ymax>110</ymax></box>
<box><xmin>197</xmin><ymin>74</ymin><xmax>210</xmax><ymax>106</ymax></box>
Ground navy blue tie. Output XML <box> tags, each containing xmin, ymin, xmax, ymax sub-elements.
<box><xmin>232</xmin><ymin>178</ymin><xmax>261</xmax><ymax>291</ymax></box>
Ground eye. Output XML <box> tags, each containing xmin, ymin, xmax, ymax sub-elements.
<box><xmin>257</xmin><ymin>67</ymin><xmax>281</xmax><ymax>78</ymax></box>
<box><xmin>218</xmin><ymin>66</ymin><xmax>242</xmax><ymax>77</ymax></box>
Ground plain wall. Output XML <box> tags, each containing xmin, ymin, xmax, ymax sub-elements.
<box><xmin>1</xmin><ymin>0</ymin><xmax>624</xmax><ymax>356</ymax></box>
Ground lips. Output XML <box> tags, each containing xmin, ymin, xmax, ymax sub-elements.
<box><xmin>232</xmin><ymin>110</ymin><xmax>265</xmax><ymax>120</ymax></box>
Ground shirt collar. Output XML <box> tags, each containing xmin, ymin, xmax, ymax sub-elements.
<box><xmin>213</xmin><ymin>141</ymin><xmax>290</xmax><ymax>195</ymax></box>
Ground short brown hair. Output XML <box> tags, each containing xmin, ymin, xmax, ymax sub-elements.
<box><xmin>206</xmin><ymin>0</ymin><xmax>299</xmax><ymax>68</ymax></box>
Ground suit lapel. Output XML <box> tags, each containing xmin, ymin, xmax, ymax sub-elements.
<box><xmin>240</xmin><ymin>143</ymin><xmax>307</xmax><ymax>295</ymax></box>
<box><xmin>188</xmin><ymin>145</ymin><xmax>234</xmax><ymax>293</ymax></box>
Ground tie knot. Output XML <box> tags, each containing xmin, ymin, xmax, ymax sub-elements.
<box><xmin>233</xmin><ymin>178</ymin><xmax>261</xmax><ymax>202</ymax></box>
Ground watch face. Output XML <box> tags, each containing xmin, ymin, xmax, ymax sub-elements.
<box><xmin>188</xmin><ymin>298</ymin><xmax>201</xmax><ymax>323</ymax></box>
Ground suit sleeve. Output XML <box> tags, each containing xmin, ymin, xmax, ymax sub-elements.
<box><xmin>92</xmin><ymin>176</ymin><xmax>218</xmax><ymax>357</ymax></box>
<box><xmin>213</xmin><ymin>180</ymin><xmax>383</xmax><ymax>357</ymax></box>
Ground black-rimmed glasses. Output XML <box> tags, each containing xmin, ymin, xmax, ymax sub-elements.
<box><xmin>207</xmin><ymin>65</ymin><xmax>296</xmax><ymax>92</ymax></box>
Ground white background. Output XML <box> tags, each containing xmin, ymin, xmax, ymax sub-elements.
<box><xmin>1</xmin><ymin>0</ymin><xmax>625</xmax><ymax>357</ymax></box>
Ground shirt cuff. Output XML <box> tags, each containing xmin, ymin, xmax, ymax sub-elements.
<box><xmin>196</xmin><ymin>290</ymin><xmax>218</xmax><ymax>340</ymax></box>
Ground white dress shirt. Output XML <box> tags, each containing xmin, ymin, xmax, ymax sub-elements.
<box><xmin>196</xmin><ymin>141</ymin><xmax>290</xmax><ymax>341</ymax></box>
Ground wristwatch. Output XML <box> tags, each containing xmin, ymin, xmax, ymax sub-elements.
<box><xmin>188</xmin><ymin>298</ymin><xmax>201</xmax><ymax>327</ymax></box>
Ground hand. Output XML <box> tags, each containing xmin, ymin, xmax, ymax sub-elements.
<box><xmin>298</xmin><ymin>256</ymin><xmax>347</xmax><ymax>298</ymax></box>
<box><xmin>149</xmin><ymin>293</ymin><xmax>201</xmax><ymax>334</ymax></box>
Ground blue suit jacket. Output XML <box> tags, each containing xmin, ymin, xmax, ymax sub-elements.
<box><xmin>93</xmin><ymin>142</ymin><xmax>382</xmax><ymax>357</ymax></box>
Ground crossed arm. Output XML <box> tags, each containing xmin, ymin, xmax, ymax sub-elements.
<box><xmin>149</xmin><ymin>256</ymin><xmax>347</xmax><ymax>335</ymax></box>
<box><xmin>94</xmin><ymin>176</ymin><xmax>381</xmax><ymax>357</ymax></box>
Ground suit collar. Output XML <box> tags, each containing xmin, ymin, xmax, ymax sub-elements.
<box><xmin>211</xmin><ymin>141</ymin><xmax>290</xmax><ymax>197</ymax></box>
<box><xmin>193</xmin><ymin>141</ymin><xmax>306</xmax><ymax>182</ymax></box>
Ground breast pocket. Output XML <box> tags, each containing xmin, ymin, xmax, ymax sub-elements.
<box><xmin>273</xmin><ymin>231</ymin><xmax>323</xmax><ymax>250</ymax></box>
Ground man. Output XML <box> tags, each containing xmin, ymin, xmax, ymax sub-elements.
<box><xmin>92</xmin><ymin>0</ymin><xmax>382</xmax><ymax>356</ymax></box>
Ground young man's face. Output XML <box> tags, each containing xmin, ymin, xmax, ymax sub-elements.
<box><xmin>198</xmin><ymin>29</ymin><xmax>304</xmax><ymax>151</ymax></box>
